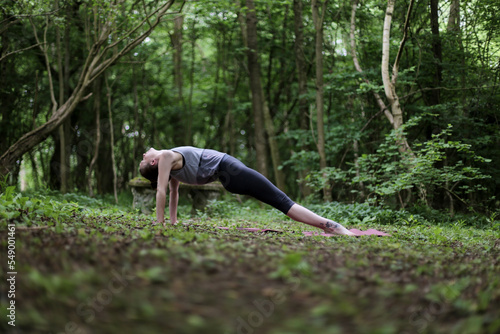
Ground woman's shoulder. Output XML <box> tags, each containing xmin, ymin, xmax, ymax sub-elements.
<box><xmin>159</xmin><ymin>149</ymin><xmax>180</xmax><ymax>159</ymax></box>
<box><xmin>159</xmin><ymin>150</ymin><xmax>183</xmax><ymax>170</ymax></box>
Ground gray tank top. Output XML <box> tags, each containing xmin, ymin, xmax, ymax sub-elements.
<box><xmin>170</xmin><ymin>146</ymin><xmax>226</xmax><ymax>185</ymax></box>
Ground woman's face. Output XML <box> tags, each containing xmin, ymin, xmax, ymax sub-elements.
<box><xmin>140</xmin><ymin>148</ymin><xmax>156</xmax><ymax>169</ymax></box>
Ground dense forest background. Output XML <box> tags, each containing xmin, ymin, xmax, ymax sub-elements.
<box><xmin>1</xmin><ymin>0</ymin><xmax>499</xmax><ymax>215</ymax></box>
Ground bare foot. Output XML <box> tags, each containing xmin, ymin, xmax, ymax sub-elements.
<box><xmin>320</xmin><ymin>221</ymin><xmax>356</xmax><ymax>236</ymax></box>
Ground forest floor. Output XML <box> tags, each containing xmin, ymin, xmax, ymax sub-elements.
<box><xmin>1</xmin><ymin>191</ymin><xmax>499</xmax><ymax>334</ymax></box>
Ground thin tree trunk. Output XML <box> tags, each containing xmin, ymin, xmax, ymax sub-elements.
<box><xmin>187</xmin><ymin>19</ymin><xmax>196</xmax><ymax>146</ymax></box>
<box><xmin>105</xmin><ymin>74</ymin><xmax>118</xmax><ymax>204</ymax></box>
<box><xmin>245</xmin><ymin>2</ymin><xmax>285</xmax><ymax>190</ymax></box>
<box><xmin>88</xmin><ymin>79</ymin><xmax>101</xmax><ymax>197</ymax></box>
<box><xmin>223</xmin><ymin>56</ymin><xmax>239</xmax><ymax>157</ymax></box>
<box><xmin>349</xmin><ymin>98</ymin><xmax>365</xmax><ymax>200</ymax></box>
<box><xmin>55</xmin><ymin>0</ymin><xmax>68</xmax><ymax>193</ymax></box>
<box><xmin>28</xmin><ymin>151</ymin><xmax>39</xmax><ymax>189</ymax></box>
<box><xmin>293</xmin><ymin>0</ymin><xmax>312</xmax><ymax>198</ymax></box>
<box><xmin>262</xmin><ymin>97</ymin><xmax>286</xmax><ymax>191</ymax></box>
<box><xmin>381</xmin><ymin>0</ymin><xmax>427</xmax><ymax>204</ymax></box>
<box><xmin>311</xmin><ymin>0</ymin><xmax>330</xmax><ymax>202</ymax></box>
<box><xmin>447</xmin><ymin>0</ymin><xmax>460</xmax><ymax>32</ymax></box>
<box><xmin>381</xmin><ymin>0</ymin><xmax>414</xmax><ymax>153</ymax></box>
<box><xmin>258</xmin><ymin>5</ymin><xmax>286</xmax><ymax>190</ymax></box>
<box><xmin>429</xmin><ymin>0</ymin><xmax>442</xmax><ymax>105</ymax></box>
<box><xmin>132</xmin><ymin>65</ymin><xmax>139</xmax><ymax>178</ymax></box>
<box><xmin>447</xmin><ymin>0</ymin><xmax>466</xmax><ymax>108</ymax></box>
<box><xmin>350</xmin><ymin>0</ymin><xmax>392</xmax><ymax>123</ymax></box>
<box><xmin>173</xmin><ymin>14</ymin><xmax>184</xmax><ymax>105</ymax></box>
<box><xmin>172</xmin><ymin>14</ymin><xmax>187</xmax><ymax>146</ymax></box>
<box><xmin>242</xmin><ymin>0</ymin><xmax>268</xmax><ymax>177</ymax></box>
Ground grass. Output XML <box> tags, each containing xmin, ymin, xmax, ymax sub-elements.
<box><xmin>0</xmin><ymin>190</ymin><xmax>499</xmax><ymax>334</ymax></box>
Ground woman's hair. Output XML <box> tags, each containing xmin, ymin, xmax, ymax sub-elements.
<box><xmin>139</xmin><ymin>162</ymin><xmax>158</xmax><ymax>190</ymax></box>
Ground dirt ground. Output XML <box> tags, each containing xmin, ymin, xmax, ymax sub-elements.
<box><xmin>1</xmin><ymin>216</ymin><xmax>500</xmax><ymax>334</ymax></box>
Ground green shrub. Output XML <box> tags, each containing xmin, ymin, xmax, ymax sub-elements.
<box><xmin>306</xmin><ymin>117</ymin><xmax>492</xmax><ymax>212</ymax></box>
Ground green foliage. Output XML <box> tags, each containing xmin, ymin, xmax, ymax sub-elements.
<box><xmin>0</xmin><ymin>185</ymin><xmax>79</xmax><ymax>225</ymax></box>
<box><xmin>307</xmin><ymin>117</ymin><xmax>492</xmax><ymax>211</ymax></box>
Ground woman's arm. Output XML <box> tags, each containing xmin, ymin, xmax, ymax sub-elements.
<box><xmin>155</xmin><ymin>151</ymin><xmax>175</xmax><ymax>224</ymax></box>
<box><xmin>169</xmin><ymin>178</ymin><xmax>180</xmax><ymax>224</ymax></box>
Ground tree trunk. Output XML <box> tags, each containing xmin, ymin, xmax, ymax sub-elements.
<box><xmin>0</xmin><ymin>1</ymin><xmax>176</xmax><ymax>176</ymax></box>
<box><xmin>311</xmin><ymin>0</ymin><xmax>330</xmax><ymax>202</ymax></box>
<box><xmin>429</xmin><ymin>0</ymin><xmax>443</xmax><ymax>105</ymax></box>
<box><xmin>293</xmin><ymin>0</ymin><xmax>313</xmax><ymax>198</ymax></box>
<box><xmin>350</xmin><ymin>0</ymin><xmax>393</xmax><ymax>123</ymax></box>
<box><xmin>381</xmin><ymin>0</ymin><xmax>414</xmax><ymax>153</ymax></box>
<box><xmin>447</xmin><ymin>0</ymin><xmax>466</xmax><ymax>108</ymax></box>
<box><xmin>105</xmin><ymin>74</ymin><xmax>118</xmax><ymax>203</ymax></box>
<box><xmin>55</xmin><ymin>0</ymin><xmax>69</xmax><ymax>193</ymax></box>
<box><xmin>242</xmin><ymin>0</ymin><xmax>269</xmax><ymax>177</ymax></box>
<box><xmin>132</xmin><ymin>65</ymin><xmax>140</xmax><ymax>178</ymax></box>
<box><xmin>447</xmin><ymin>0</ymin><xmax>460</xmax><ymax>32</ymax></box>
<box><xmin>222</xmin><ymin>45</ymin><xmax>240</xmax><ymax>156</ymax></box>
<box><xmin>262</xmin><ymin>98</ymin><xmax>286</xmax><ymax>191</ymax></box>
<box><xmin>187</xmin><ymin>18</ymin><xmax>196</xmax><ymax>146</ymax></box>
<box><xmin>88</xmin><ymin>79</ymin><xmax>101</xmax><ymax>197</ymax></box>
<box><xmin>172</xmin><ymin>13</ymin><xmax>188</xmax><ymax>146</ymax></box>
<box><xmin>382</xmin><ymin>0</ymin><xmax>427</xmax><ymax>204</ymax></box>
<box><xmin>261</xmin><ymin>4</ymin><xmax>287</xmax><ymax>191</ymax></box>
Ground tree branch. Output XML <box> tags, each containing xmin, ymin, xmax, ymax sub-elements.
<box><xmin>0</xmin><ymin>0</ymin><xmax>181</xmax><ymax>175</ymax></box>
<box><xmin>392</xmin><ymin>0</ymin><xmax>415</xmax><ymax>85</ymax></box>
<box><xmin>90</xmin><ymin>0</ymin><xmax>178</xmax><ymax>81</ymax></box>
<box><xmin>29</xmin><ymin>16</ymin><xmax>58</xmax><ymax>112</ymax></box>
<box><xmin>350</xmin><ymin>0</ymin><xmax>392</xmax><ymax>124</ymax></box>
<box><xmin>0</xmin><ymin>43</ymin><xmax>41</xmax><ymax>62</ymax></box>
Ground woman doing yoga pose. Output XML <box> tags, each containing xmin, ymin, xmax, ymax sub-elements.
<box><xmin>139</xmin><ymin>146</ymin><xmax>355</xmax><ymax>236</ymax></box>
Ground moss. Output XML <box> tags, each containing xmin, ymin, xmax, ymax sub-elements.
<box><xmin>129</xmin><ymin>176</ymin><xmax>151</xmax><ymax>188</ymax></box>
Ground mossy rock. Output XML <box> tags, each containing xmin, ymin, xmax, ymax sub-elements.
<box><xmin>129</xmin><ymin>176</ymin><xmax>151</xmax><ymax>188</ymax></box>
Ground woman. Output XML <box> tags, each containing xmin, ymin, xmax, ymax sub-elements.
<box><xmin>139</xmin><ymin>146</ymin><xmax>355</xmax><ymax>236</ymax></box>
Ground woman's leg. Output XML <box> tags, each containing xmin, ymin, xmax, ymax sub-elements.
<box><xmin>218</xmin><ymin>155</ymin><xmax>295</xmax><ymax>213</ymax></box>
<box><xmin>286</xmin><ymin>204</ymin><xmax>355</xmax><ymax>236</ymax></box>
<box><xmin>218</xmin><ymin>155</ymin><xmax>355</xmax><ymax>236</ymax></box>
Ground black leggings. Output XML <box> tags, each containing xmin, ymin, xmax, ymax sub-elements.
<box><xmin>217</xmin><ymin>155</ymin><xmax>295</xmax><ymax>214</ymax></box>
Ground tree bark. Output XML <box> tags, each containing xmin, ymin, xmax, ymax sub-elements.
<box><xmin>446</xmin><ymin>0</ymin><xmax>465</xmax><ymax>107</ymax></box>
<box><xmin>105</xmin><ymin>74</ymin><xmax>118</xmax><ymax>203</ymax></box>
<box><xmin>381</xmin><ymin>0</ymin><xmax>414</xmax><ymax>153</ymax></box>
<box><xmin>261</xmin><ymin>3</ymin><xmax>287</xmax><ymax>191</ymax></box>
<box><xmin>429</xmin><ymin>0</ymin><xmax>443</xmax><ymax>105</ymax></box>
<box><xmin>0</xmin><ymin>0</ymin><xmax>177</xmax><ymax>176</ymax></box>
<box><xmin>242</xmin><ymin>0</ymin><xmax>269</xmax><ymax>177</ymax></box>
<box><xmin>187</xmin><ymin>18</ymin><xmax>196</xmax><ymax>146</ymax></box>
<box><xmin>88</xmin><ymin>79</ymin><xmax>101</xmax><ymax>197</ymax></box>
<box><xmin>381</xmin><ymin>0</ymin><xmax>427</xmax><ymax>204</ymax></box>
<box><xmin>55</xmin><ymin>0</ymin><xmax>69</xmax><ymax>193</ymax></box>
<box><xmin>263</xmin><ymin>99</ymin><xmax>286</xmax><ymax>191</ymax></box>
<box><xmin>311</xmin><ymin>0</ymin><xmax>330</xmax><ymax>202</ymax></box>
<box><xmin>350</xmin><ymin>0</ymin><xmax>392</xmax><ymax>123</ymax></box>
<box><xmin>173</xmin><ymin>14</ymin><xmax>189</xmax><ymax>142</ymax></box>
<box><xmin>447</xmin><ymin>0</ymin><xmax>460</xmax><ymax>32</ymax></box>
<box><xmin>222</xmin><ymin>40</ymin><xmax>240</xmax><ymax>156</ymax></box>
<box><xmin>293</xmin><ymin>0</ymin><xmax>312</xmax><ymax>198</ymax></box>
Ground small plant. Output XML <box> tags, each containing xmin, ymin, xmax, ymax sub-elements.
<box><xmin>0</xmin><ymin>186</ymin><xmax>79</xmax><ymax>227</ymax></box>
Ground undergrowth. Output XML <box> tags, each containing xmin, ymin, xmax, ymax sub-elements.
<box><xmin>1</xmin><ymin>187</ymin><xmax>499</xmax><ymax>334</ymax></box>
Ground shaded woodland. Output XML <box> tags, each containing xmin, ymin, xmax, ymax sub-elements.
<box><xmin>1</xmin><ymin>0</ymin><xmax>499</xmax><ymax>214</ymax></box>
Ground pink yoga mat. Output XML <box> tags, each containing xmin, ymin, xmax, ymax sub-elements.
<box><xmin>213</xmin><ymin>226</ymin><xmax>390</xmax><ymax>236</ymax></box>
<box><xmin>302</xmin><ymin>228</ymin><xmax>391</xmax><ymax>237</ymax></box>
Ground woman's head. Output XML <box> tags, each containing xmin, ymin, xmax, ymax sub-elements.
<box><xmin>139</xmin><ymin>148</ymin><xmax>159</xmax><ymax>189</ymax></box>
